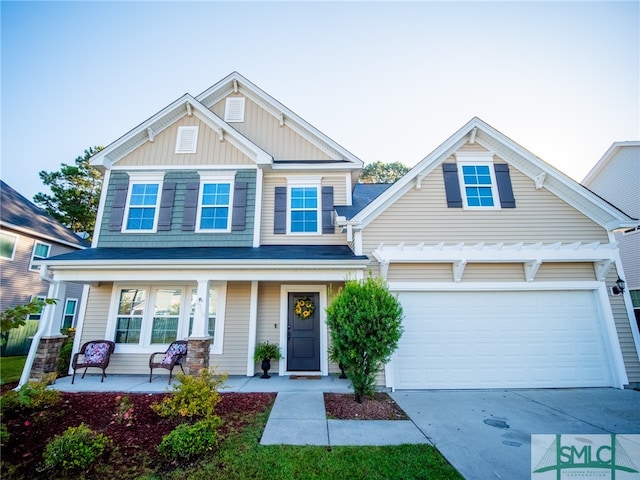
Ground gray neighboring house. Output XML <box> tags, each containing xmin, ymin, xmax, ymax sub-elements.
<box><xmin>583</xmin><ymin>141</ymin><xmax>640</xmax><ymax>330</ymax></box>
<box><xmin>0</xmin><ymin>180</ymin><xmax>88</xmax><ymax>353</ymax></box>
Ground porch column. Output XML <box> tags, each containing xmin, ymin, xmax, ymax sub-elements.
<box><xmin>186</xmin><ymin>279</ymin><xmax>212</xmax><ymax>375</ymax></box>
<box><xmin>20</xmin><ymin>279</ymin><xmax>68</xmax><ymax>386</ymax></box>
<box><xmin>246</xmin><ymin>281</ymin><xmax>259</xmax><ymax>376</ymax></box>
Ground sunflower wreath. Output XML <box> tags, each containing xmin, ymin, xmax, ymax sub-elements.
<box><xmin>294</xmin><ymin>297</ymin><xmax>315</xmax><ymax>319</ymax></box>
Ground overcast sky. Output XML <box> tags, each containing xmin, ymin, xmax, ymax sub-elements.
<box><xmin>1</xmin><ymin>1</ymin><xmax>638</xmax><ymax>201</ymax></box>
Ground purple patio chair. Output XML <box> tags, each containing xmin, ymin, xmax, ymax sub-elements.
<box><xmin>71</xmin><ymin>340</ymin><xmax>116</xmax><ymax>384</ymax></box>
<box><xmin>149</xmin><ymin>340</ymin><xmax>188</xmax><ymax>384</ymax></box>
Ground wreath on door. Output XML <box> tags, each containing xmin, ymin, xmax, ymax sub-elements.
<box><xmin>294</xmin><ymin>297</ymin><xmax>315</xmax><ymax>319</ymax></box>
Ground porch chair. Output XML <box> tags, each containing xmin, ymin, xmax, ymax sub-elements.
<box><xmin>71</xmin><ymin>340</ymin><xmax>116</xmax><ymax>384</ymax></box>
<box><xmin>149</xmin><ymin>340</ymin><xmax>188</xmax><ymax>384</ymax></box>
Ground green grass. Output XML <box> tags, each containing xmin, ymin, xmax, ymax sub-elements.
<box><xmin>146</xmin><ymin>411</ymin><xmax>463</xmax><ymax>480</ymax></box>
<box><xmin>0</xmin><ymin>356</ymin><xmax>26</xmax><ymax>385</ymax></box>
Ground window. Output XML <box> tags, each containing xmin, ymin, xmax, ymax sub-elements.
<box><xmin>30</xmin><ymin>241</ymin><xmax>51</xmax><ymax>270</ymax></box>
<box><xmin>176</xmin><ymin>126</ymin><xmax>199</xmax><ymax>153</ymax></box>
<box><xmin>460</xmin><ymin>164</ymin><xmax>496</xmax><ymax>207</ymax></box>
<box><xmin>110</xmin><ymin>284</ymin><xmax>226</xmax><ymax>352</ymax></box>
<box><xmin>115</xmin><ymin>288</ymin><xmax>146</xmax><ymax>344</ymax></box>
<box><xmin>151</xmin><ymin>288</ymin><xmax>182</xmax><ymax>344</ymax></box>
<box><xmin>631</xmin><ymin>290</ymin><xmax>640</xmax><ymax>332</ymax></box>
<box><xmin>199</xmin><ymin>183</ymin><xmax>231</xmax><ymax>230</ymax></box>
<box><xmin>123</xmin><ymin>173</ymin><xmax>164</xmax><ymax>232</ymax></box>
<box><xmin>1</xmin><ymin>232</ymin><xmax>17</xmax><ymax>259</ymax></box>
<box><xmin>189</xmin><ymin>288</ymin><xmax>218</xmax><ymax>337</ymax></box>
<box><xmin>224</xmin><ymin>97</ymin><xmax>245</xmax><ymax>122</ymax></box>
<box><xmin>290</xmin><ymin>187</ymin><xmax>319</xmax><ymax>233</ymax></box>
<box><xmin>62</xmin><ymin>299</ymin><xmax>78</xmax><ymax>329</ymax></box>
<box><xmin>28</xmin><ymin>296</ymin><xmax>46</xmax><ymax>320</ymax></box>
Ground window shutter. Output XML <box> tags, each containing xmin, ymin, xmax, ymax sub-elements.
<box><xmin>231</xmin><ymin>182</ymin><xmax>248</xmax><ymax>231</ymax></box>
<box><xmin>494</xmin><ymin>164</ymin><xmax>516</xmax><ymax>208</ymax></box>
<box><xmin>443</xmin><ymin>163</ymin><xmax>463</xmax><ymax>208</ymax></box>
<box><xmin>182</xmin><ymin>182</ymin><xmax>200</xmax><ymax>231</ymax></box>
<box><xmin>322</xmin><ymin>186</ymin><xmax>334</xmax><ymax>234</ymax></box>
<box><xmin>274</xmin><ymin>187</ymin><xmax>287</xmax><ymax>234</ymax></box>
<box><xmin>157</xmin><ymin>182</ymin><xmax>176</xmax><ymax>231</ymax></box>
<box><xmin>109</xmin><ymin>183</ymin><xmax>129</xmax><ymax>231</ymax></box>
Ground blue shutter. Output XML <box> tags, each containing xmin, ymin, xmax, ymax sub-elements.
<box><xmin>157</xmin><ymin>182</ymin><xmax>176</xmax><ymax>231</ymax></box>
<box><xmin>322</xmin><ymin>186</ymin><xmax>334</xmax><ymax>234</ymax></box>
<box><xmin>182</xmin><ymin>182</ymin><xmax>200</xmax><ymax>231</ymax></box>
<box><xmin>274</xmin><ymin>187</ymin><xmax>287</xmax><ymax>234</ymax></box>
<box><xmin>443</xmin><ymin>163</ymin><xmax>463</xmax><ymax>208</ymax></box>
<box><xmin>108</xmin><ymin>183</ymin><xmax>129</xmax><ymax>230</ymax></box>
<box><xmin>494</xmin><ymin>164</ymin><xmax>516</xmax><ymax>208</ymax></box>
<box><xmin>231</xmin><ymin>182</ymin><xmax>248</xmax><ymax>231</ymax></box>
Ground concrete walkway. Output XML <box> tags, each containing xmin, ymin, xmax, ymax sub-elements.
<box><xmin>260</xmin><ymin>391</ymin><xmax>429</xmax><ymax>446</ymax></box>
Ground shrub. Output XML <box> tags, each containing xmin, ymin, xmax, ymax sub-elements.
<box><xmin>0</xmin><ymin>374</ymin><xmax>61</xmax><ymax>415</ymax></box>
<box><xmin>326</xmin><ymin>276</ymin><xmax>404</xmax><ymax>403</ymax></box>
<box><xmin>0</xmin><ymin>423</ymin><xmax>9</xmax><ymax>446</ymax></box>
<box><xmin>151</xmin><ymin>368</ymin><xmax>226</xmax><ymax>421</ymax></box>
<box><xmin>157</xmin><ymin>416</ymin><xmax>221</xmax><ymax>461</ymax></box>
<box><xmin>41</xmin><ymin>423</ymin><xmax>111</xmax><ymax>474</ymax></box>
<box><xmin>57</xmin><ymin>329</ymin><xmax>76</xmax><ymax>376</ymax></box>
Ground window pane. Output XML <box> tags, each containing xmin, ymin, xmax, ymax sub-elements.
<box><xmin>0</xmin><ymin>233</ymin><xmax>16</xmax><ymax>258</ymax></box>
<box><xmin>290</xmin><ymin>187</ymin><xmax>318</xmax><ymax>232</ymax></box>
<box><xmin>291</xmin><ymin>210</ymin><xmax>318</xmax><ymax>232</ymax></box>
<box><xmin>200</xmin><ymin>183</ymin><xmax>230</xmax><ymax>230</ymax></box>
<box><xmin>126</xmin><ymin>183</ymin><xmax>158</xmax><ymax>230</ymax></box>
<box><xmin>462</xmin><ymin>164</ymin><xmax>495</xmax><ymax>207</ymax></box>
<box><xmin>151</xmin><ymin>288</ymin><xmax>181</xmax><ymax>344</ymax></box>
<box><xmin>116</xmin><ymin>289</ymin><xmax>146</xmax><ymax>344</ymax></box>
<box><xmin>200</xmin><ymin>207</ymin><xmax>229</xmax><ymax>229</ymax></box>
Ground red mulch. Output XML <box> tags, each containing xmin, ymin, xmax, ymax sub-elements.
<box><xmin>324</xmin><ymin>392</ymin><xmax>409</xmax><ymax>420</ymax></box>
<box><xmin>1</xmin><ymin>391</ymin><xmax>276</xmax><ymax>479</ymax></box>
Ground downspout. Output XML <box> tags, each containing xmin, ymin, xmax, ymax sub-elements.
<box><xmin>17</xmin><ymin>266</ymin><xmax>56</xmax><ymax>388</ymax></box>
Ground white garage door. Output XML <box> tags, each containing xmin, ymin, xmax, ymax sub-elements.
<box><xmin>393</xmin><ymin>290</ymin><xmax>613</xmax><ymax>389</ymax></box>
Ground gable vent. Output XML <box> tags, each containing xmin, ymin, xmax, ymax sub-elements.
<box><xmin>225</xmin><ymin>97</ymin><xmax>245</xmax><ymax>122</ymax></box>
<box><xmin>176</xmin><ymin>126</ymin><xmax>198</xmax><ymax>153</ymax></box>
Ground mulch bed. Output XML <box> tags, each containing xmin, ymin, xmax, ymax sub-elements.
<box><xmin>324</xmin><ymin>392</ymin><xmax>409</xmax><ymax>420</ymax></box>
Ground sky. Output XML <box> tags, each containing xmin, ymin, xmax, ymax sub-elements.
<box><xmin>1</xmin><ymin>1</ymin><xmax>639</xmax><ymax>201</ymax></box>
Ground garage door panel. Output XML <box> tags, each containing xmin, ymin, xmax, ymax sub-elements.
<box><xmin>393</xmin><ymin>290</ymin><xmax>613</xmax><ymax>389</ymax></box>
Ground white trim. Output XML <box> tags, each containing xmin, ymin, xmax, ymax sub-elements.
<box><xmin>0</xmin><ymin>231</ymin><xmax>18</xmax><ymax>260</ymax></box>
<box><xmin>62</xmin><ymin>297</ymin><xmax>78</xmax><ymax>329</ymax></box>
<box><xmin>595</xmin><ymin>283</ymin><xmax>629</xmax><ymax>388</ymax></box>
<box><xmin>279</xmin><ymin>284</ymin><xmax>328</xmax><ymax>376</ymax></box>
<box><xmin>253</xmin><ymin>169</ymin><xmax>263</xmax><ymax>247</ymax></box>
<box><xmin>175</xmin><ymin>126</ymin><xmax>199</xmax><ymax>153</ymax></box>
<box><xmin>455</xmin><ymin>155</ymin><xmax>501</xmax><ymax>210</ymax></box>
<box><xmin>246</xmin><ymin>281</ymin><xmax>259</xmax><ymax>376</ymax></box>
<box><xmin>286</xmin><ymin>177</ymin><xmax>322</xmax><ymax>235</ymax></box>
<box><xmin>92</xmin><ymin>170</ymin><xmax>110</xmax><ymax>247</ymax></box>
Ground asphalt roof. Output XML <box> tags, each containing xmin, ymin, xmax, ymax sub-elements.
<box><xmin>43</xmin><ymin>245</ymin><xmax>368</xmax><ymax>263</ymax></box>
<box><xmin>335</xmin><ymin>183</ymin><xmax>393</xmax><ymax>219</ymax></box>
<box><xmin>0</xmin><ymin>180</ymin><xmax>88</xmax><ymax>248</ymax></box>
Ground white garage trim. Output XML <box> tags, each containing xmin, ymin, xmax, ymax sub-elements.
<box><xmin>387</xmin><ymin>282</ymin><xmax>628</xmax><ymax>390</ymax></box>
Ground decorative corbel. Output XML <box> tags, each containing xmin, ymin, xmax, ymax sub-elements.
<box><xmin>534</xmin><ymin>172</ymin><xmax>546</xmax><ymax>190</ymax></box>
<box><xmin>217</xmin><ymin>127</ymin><xmax>224</xmax><ymax>142</ymax></box>
<box><xmin>452</xmin><ymin>260</ymin><xmax>467</xmax><ymax>283</ymax></box>
<box><xmin>233</xmin><ymin>79</ymin><xmax>239</xmax><ymax>93</ymax></box>
<box><xmin>146</xmin><ymin>127</ymin><xmax>155</xmax><ymax>143</ymax></box>
<box><xmin>593</xmin><ymin>259</ymin><xmax>613</xmax><ymax>281</ymax></box>
<box><xmin>468</xmin><ymin>127</ymin><xmax>477</xmax><ymax>144</ymax></box>
<box><xmin>524</xmin><ymin>260</ymin><xmax>542</xmax><ymax>282</ymax></box>
<box><xmin>186</xmin><ymin>102</ymin><xmax>193</xmax><ymax>117</ymax></box>
<box><xmin>279</xmin><ymin>113</ymin><xmax>285</xmax><ymax>127</ymax></box>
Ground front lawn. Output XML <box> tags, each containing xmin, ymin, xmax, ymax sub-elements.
<box><xmin>1</xmin><ymin>386</ymin><xmax>462</xmax><ymax>479</ymax></box>
<box><xmin>0</xmin><ymin>356</ymin><xmax>26</xmax><ymax>385</ymax></box>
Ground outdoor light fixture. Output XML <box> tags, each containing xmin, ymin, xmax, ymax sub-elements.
<box><xmin>612</xmin><ymin>277</ymin><xmax>626</xmax><ymax>295</ymax></box>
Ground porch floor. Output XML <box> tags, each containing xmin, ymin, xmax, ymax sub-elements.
<box><xmin>48</xmin><ymin>373</ymin><xmax>354</xmax><ymax>394</ymax></box>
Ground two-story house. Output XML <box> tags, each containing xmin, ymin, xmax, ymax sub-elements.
<box><xmin>26</xmin><ymin>72</ymin><xmax>640</xmax><ymax>390</ymax></box>
<box><xmin>1</xmin><ymin>180</ymin><xmax>87</xmax><ymax>354</ymax></box>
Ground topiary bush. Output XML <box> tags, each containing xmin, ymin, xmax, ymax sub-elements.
<box><xmin>157</xmin><ymin>416</ymin><xmax>222</xmax><ymax>461</ymax></box>
<box><xmin>41</xmin><ymin>423</ymin><xmax>111</xmax><ymax>474</ymax></box>
<box><xmin>151</xmin><ymin>368</ymin><xmax>226</xmax><ymax>421</ymax></box>
<box><xmin>326</xmin><ymin>276</ymin><xmax>404</xmax><ymax>403</ymax></box>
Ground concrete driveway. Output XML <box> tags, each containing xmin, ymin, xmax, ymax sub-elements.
<box><xmin>391</xmin><ymin>388</ymin><xmax>640</xmax><ymax>480</ymax></box>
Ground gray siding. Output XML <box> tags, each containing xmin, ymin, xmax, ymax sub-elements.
<box><xmin>97</xmin><ymin>170</ymin><xmax>256</xmax><ymax>248</ymax></box>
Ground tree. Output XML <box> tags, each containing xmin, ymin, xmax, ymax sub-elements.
<box><xmin>358</xmin><ymin>161</ymin><xmax>409</xmax><ymax>184</ymax></box>
<box><xmin>1</xmin><ymin>298</ymin><xmax>57</xmax><ymax>345</ymax></box>
<box><xmin>326</xmin><ymin>276</ymin><xmax>404</xmax><ymax>403</ymax></box>
<box><xmin>33</xmin><ymin>147</ymin><xmax>104</xmax><ymax>243</ymax></box>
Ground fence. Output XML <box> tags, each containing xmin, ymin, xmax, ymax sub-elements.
<box><xmin>1</xmin><ymin>320</ymin><xmax>39</xmax><ymax>356</ymax></box>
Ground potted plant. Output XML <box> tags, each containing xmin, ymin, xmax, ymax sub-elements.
<box><xmin>254</xmin><ymin>341</ymin><xmax>283</xmax><ymax>379</ymax></box>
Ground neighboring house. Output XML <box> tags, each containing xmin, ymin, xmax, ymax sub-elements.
<box><xmin>1</xmin><ymin>181</ymin><xmax>87</xmax><ymax>354</ymax></box>
<box><xmin>582</xmin><ymin>142</ymin><xmax>640</xmax><ymax>331</ymax></box>
<box><xmin>30</xmin><ymin>73</ymin><xmax>640</xmax><ymax>390</ymax></box>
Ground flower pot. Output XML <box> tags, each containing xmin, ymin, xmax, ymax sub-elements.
<box><xmin>261</xmin><ymin>358</ymin><xmax>271</xmax><ymax>379</ymax></box>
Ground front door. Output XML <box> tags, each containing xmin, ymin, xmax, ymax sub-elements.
<box><xmin>287</xmin><ymin>292</ymin><xmax>320</xmax><ymax>371</ymax></box>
